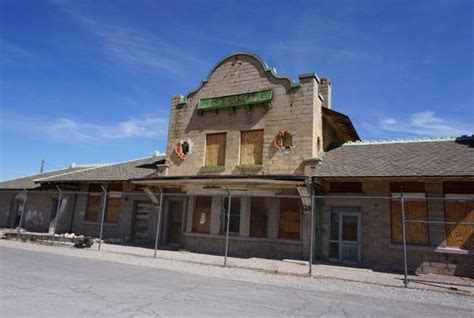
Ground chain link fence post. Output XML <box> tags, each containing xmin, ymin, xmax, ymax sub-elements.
<box><xmin>154</xmin><ymin>190</ymin><xmax>164</xmax><ymax>259</ymax></box>
<box><xmin>400</xmin><ymin>193</ymin><xmax>409</xmax><ymax>287</ymax></box>
<box><xmin>224</xmin><ymin>190</ymin><xmax>231</xmax><ymax>267</ymax></box>
<box><xmin>98</xmin><ymin>186</ymin><xmax>108</xmax><ymax>251</ymax></box>
<box><xmin>309</xmin><ymin>194</ymin><xmax>315</xmax><ymax>276</ymax></box>
<box><xmin>16</xmin><ymin>189</ymin><xmax>28</xmax><ymax>240</ymax></box>
<box><xmin>51</xmin><ymin>186</ymin><xmax>62</xmax><ymax>245</ymax></box>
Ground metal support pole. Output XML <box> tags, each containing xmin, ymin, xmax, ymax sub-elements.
<box><xmin>16</xmin><ymin>189</ymin><xmax>28</xmax><ymax>240</ymax></box>
<box><xmin>401</xmin><ymin>193</ymin><xmax>409</xmax><ymax>287</ymax></box>
<box><xmin>154</xmin><ymin>187</ymin><xmax>164</xmax><ymax>259</ymax></box>
<box><xmin>98</xmin><ymin>185</ymin><xmax>108</xmax><ymax>251</ymax></box>
<box><xmin>309</xmin><ymin>195</ymin><xmax>315</xmax><ymax>277</ymax></box>
<box><xmin>52</xmin><ymin>186</ymin><xmax>62</xmax><ymax>245</ymax></box>
<box><xmin>224</xmin><ymin>188</ymin><xmax>231</xmax><ymax>267</ymax></box>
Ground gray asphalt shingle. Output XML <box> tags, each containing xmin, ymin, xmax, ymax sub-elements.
<box><xmin>313</xmin><ymin>137</ymin><xmax>474</xmax><ymax>177</ymax></box>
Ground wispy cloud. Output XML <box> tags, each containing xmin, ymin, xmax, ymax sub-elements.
<box><xmin>47</xmin><ymin>116</ymin><xmax>168</xmax><ymax>141</ymax></box>
<box><xmin>50</xmin><ymin>0</ymin><xmax>207</xmax><ymax>75</ymax></box>
<box><xmin>0</xmin><ymin>111</ymin><xmax>168</xmax><ymax>142</ymax></box>
<box><xmin>380</xmin><ymin>111</ymin><xmax>473</xmax><ymax>137</ymax></box>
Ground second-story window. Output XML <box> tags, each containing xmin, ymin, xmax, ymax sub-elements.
<box><xmin>205</xmin><ymin>133</ymin><xmax>227</xmax><ymax>166</ymax></box>
<box><xmin>240</xmin><ymin>129</ymin><xmax>264</xmax><ymax>165</ymax></box>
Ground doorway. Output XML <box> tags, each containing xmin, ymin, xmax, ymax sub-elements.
<box><xmin>167</xmin><ymin>201</ymin><xmax>184</xmax><ymax>246</ymax></box>
<box><xmin>329</xmin><ymin>207</ymin><xmax>362</xmax><ymax>264</ymax></box>
<box><xmin>131</xmin><ymin>201</ymin><xmax>153</xmax><ymax>242</ymax></box>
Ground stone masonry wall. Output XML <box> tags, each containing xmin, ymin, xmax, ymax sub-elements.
<box><xmin>166</xmin><ymin>54</ymin><xmax>324</xmax><ymax>177</ymax></box>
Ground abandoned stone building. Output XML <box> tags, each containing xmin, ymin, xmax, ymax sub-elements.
<box><xmin>1</xmin><ymin>52</ymin><xmax>472</xmax><ymax>277</ymax></box>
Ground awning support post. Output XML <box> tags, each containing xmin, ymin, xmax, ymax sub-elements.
<box><xmin>98</xmin><ymin>185</ymin><xmax>108</xmax><ymax>251</ymax></box>
<box><xmin>16</xmin><ymin>188</ymin><xmax>28</xmax><ymax>240</ymax></box>
<box><xmin>224</xmin><ymin>187</ymin><xmax>231</xmax><ymax>267</ymax></box>
<box><xmin>51</xmin><ymin>186</ymin><xmax>62</xmax><ymax>245</ymax></box>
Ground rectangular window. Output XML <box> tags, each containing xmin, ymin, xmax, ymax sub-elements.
<box><xmin>223</xmin><ymin>197</ymin><xmax>241</xmax><ymax>234</ymax></box>
<box><xmin>193</xmin><ymin>196</ymin><xmax>212</xmax><ymax>233</ymax></box>
<box><xmin>444</xmin><ymin>194</ymin><xmax>474</xmax><ymax>249</ymax></box>
<box><xmin>330</xmin><ymin>182</ymin><xmax>362</xmax><ymax>193</ymax></box>
<box><xmin>205</xmin><ymin>133</ymin><xmax>226</xmax><ymax>166</ymax></box>
<box><xmin>104</xmin><ymin>184</ymin><xmax>122</xmax><ymax>223</ymax></box>
<box><xmin>240</xmin><ymin>130</ymin><xmax>264</xmax><ymax>165</ymax></box>
<box><xmin>391</xmin><ymin>193</ymin><xmax>429</xmax><ymax>245</ymax></box>
<box><xmin>85</xmin><ymin>183</ymin><xmax>102</xmax><ymax>222</ymax></box>
<box><xmin>278</xmin><ymin>198</ymin><xmax>301</xmax><ymax>239</ymax></box>
<box><xmin>250</xmin><ymin>197</ymin><xmax>268</xmax><ymax>237</ymax></box>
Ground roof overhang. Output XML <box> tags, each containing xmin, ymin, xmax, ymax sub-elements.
<box><xmin>322</xmin><ymin>107</ymin><xmax>360</xmax><ymax>141</ymax></box>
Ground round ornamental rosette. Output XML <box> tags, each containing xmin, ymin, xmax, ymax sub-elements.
<box><xmin>274</xmin><ymin>129</ymin><xmax>297</xmax><ymax>154</ymax></box>
<box><xmin>174</xmin><ymin>138</ymin><xmax>194</xmax><ymax>160</ymax></box>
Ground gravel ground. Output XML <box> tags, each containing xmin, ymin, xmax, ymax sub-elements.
<box><xmin>0</xmin><ymin>239</ymin><xmax>473</xmax><ymax>310</ymax></box>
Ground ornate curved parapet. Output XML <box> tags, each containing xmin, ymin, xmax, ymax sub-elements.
<box><xmin>177</xmin><ymin>52</ymin><xmax>312</xmax><ymax>106</ymax></box>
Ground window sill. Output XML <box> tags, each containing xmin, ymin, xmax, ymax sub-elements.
<box><xmin>237</xmin><ymin>164</ymin><xmax>263</xmax><ymax>171</ymax></box>
<box><xmin>389</xmin><ymin>244</ymin><xmax>472</xmax><ymax>255</ymax></box>
<box><xmin>185</xmin><ymin>232</ymin><xmax>303</xmax><ymax>244</ymax></box>
<box><xmin>82</xmin><ymin>221</ymin><xmax>119</xmax><ymax>227</ymax></box>
<box><xmin>200</xmin><ymin>165</ymin><xmax>225</xmax><ymax>173</ymax></box>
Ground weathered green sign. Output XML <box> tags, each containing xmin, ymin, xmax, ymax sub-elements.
<box><xmin>197</xmin><ymin>89</ymin><xmax>272</xmax><ymax>115</ymax></box>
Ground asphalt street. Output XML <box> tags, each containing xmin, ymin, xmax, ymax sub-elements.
<box><xmin>0</xmin><ymin>246</ymin><xmax>472</xmax><ymax>317</ymax></box>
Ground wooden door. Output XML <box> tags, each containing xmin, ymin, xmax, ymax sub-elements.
<box><xmin>132</xmin><ymin>201</ymin><xmax>152</xmax><ymax>241</ymax></box>
<box><xmin>445</xmin><ymin>200</ymin><xmax>474</xmax><ymax>249</ymax></box>
<box><xmin>167</xmin><ymin>201</ymin><xmax>184</xmax><ymax>245</ymax></box>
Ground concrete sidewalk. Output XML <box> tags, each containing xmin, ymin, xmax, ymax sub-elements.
<box><xmin>1</xmin><ymin>238</ymin><xmax>472</xmax><ymax>295</ymax></box>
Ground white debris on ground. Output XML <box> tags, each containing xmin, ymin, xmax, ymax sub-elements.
<box><xmin>0</xmin><ymin>239</ymin><xmax>472</xmax><ymax>311</ymax></box>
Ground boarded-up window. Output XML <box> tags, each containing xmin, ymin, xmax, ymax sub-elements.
<box><xmin>443</xmin><ymin>182</ymin><xmax>474</xmax><ymax>194</ymax></box>
<box><xmin>205</xmin><ymin>133</ymin><xmax>226</xmax><ymax>166</ymax></box>
<box><xmin>390</xmin><ymin>182</ymin><xmax>425</xmax><ymax>193</ymax></box>
<box><xmin>445</xmin><ymin>196</ymin><xmax>474</xmax><ymax>249</ymax></box>
<box><xmin>223</xmin><ymin>197</ymin><xmax>241</xmax><ymax>234</ymax></box>
<box><xmin>85</xmin><ymin>183</ymin><xmax>102</xmax><ymax>222</ymax></box>
<box><xmin>250</xmin><ymin>197</ymin><xmax>268</xmax><ymax>237</ymax></box>
<box><xmin>105</xmin><ymin>184</ymin><xmax>122</xmax><ymax>223</ymax></box>
<box><xmin>330</xmin><ymin>182</ymin><xmax>362</xmax><ymax>193</ymax></box>
<box><xmin>278</xmin><ymin>198</ymin><xmax>301</xmax><ymax>239</ymax></box>
<box><xmin>391</xmin><ymin>194</ymin><xmax>429</xmax><ymax>245</ymax></box>
<box><xmin>240</xmin><ymin>130</ymin><xmax>263</xmax><ymax>165</ymax></box>
<box><xmin>193</xmin><ymin>196</ymin><xmax>212</xmax><ymax>233</ymax></box>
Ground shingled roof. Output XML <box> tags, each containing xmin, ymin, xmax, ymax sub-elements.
<box><xmin>313</xmin><ymin>136</ymin><xmax>474</xmax><ymax>178</ymax></box>
<box><xmin>36</xmin><ymin>156</ymin><xmax>165</xmax><ymax>183</ymax></box>
<box><xmin>0</xmin><ymin>167</ymin><xmax>85</xmax><ymax>190</ymax></box>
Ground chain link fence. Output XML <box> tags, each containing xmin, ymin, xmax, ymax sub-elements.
<box><xmin>1</xmin><ymin>189</ymin><xmax>472</xmax><ymax>289</ymax></box>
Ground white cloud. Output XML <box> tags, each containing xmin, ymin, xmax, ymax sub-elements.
<box><xmin>50</xmin><ymin>0</ymin><xmax>207</xmax><ymax>75</ymax></box>
<box><xmin>47</xmin><ymin>116</ymin><xmax>168</xmax><ymax>141</ymax></box>
<box><xmin>380</xmin><ymin>111</ymin><xmax>473</xmax><ymax>137</ymax></box>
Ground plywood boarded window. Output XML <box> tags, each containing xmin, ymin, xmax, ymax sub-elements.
<box><xmin>240</xmin><ymin>130</ymin><xmax>263</xmax><ymax>165</ymax></box>
<box><xmin>250</xmin><ymin>197</ymin><xmax>268</xmax><ymax>237</ymax></box>
<box><xmin>205</xmin><ymin>133</ymin><xmax>226</xmax><ymax>166</ymax></box>
<box><xmin>330</xmin><ymin>182</ymin><xmax>362</xmax><ymax>193</ymax></box>
<box><xmin>444</xmin><ymin>196</ymin><xmax>474</xmax><ymax>249</ymax></box>
<box><xmin>391</xmin><ymin>194</ymin><xmax>429</xmax><ymax>245</ymax></box>
<box><xmin>278</xmin><ymin>198</ymin><xmax>301</xmax><ymax>239</ymax></box>
<box><xmin>193</xmin><ymin>196</ymin><xmax>212</xmax><ymax>233</ymax></box>
<box><xmin>85</xmin><ymin>183</ymin><xmax>102</xmax><ymax>222</ymax></box>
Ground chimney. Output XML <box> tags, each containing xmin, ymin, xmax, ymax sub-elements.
<box><xmin>319</xmin><ymin>78</ymin><xmax>332</xmax><ymax>109</ymax></box>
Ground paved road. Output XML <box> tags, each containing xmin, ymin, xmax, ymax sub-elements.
<box><xmin>0</xmin><ymin>246</ymin><xmax>472</xmax><ymax>317</ymax></box>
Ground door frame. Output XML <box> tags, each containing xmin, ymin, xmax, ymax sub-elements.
<box><xmin>163</xmin><ymin>197</ymin><xmax>187</xmax><ymax>246</ymax></box>
<box><xmin>329</xmin><ymin>207</ymin><xmax>362</xmax><ymax>265</ymax></box>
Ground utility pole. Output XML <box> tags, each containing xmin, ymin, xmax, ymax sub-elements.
<box><xmin>40</xmin><ymin>160</ymin><xmax>45</xmax><ymax>173</ymax></box>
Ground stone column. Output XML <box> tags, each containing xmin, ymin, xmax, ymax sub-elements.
<box><xmin>185</xmin><ymin>196</ymin><xmax>195</xmax><ymax>232</ymax></box>
<box><xmin>210</xmin><ymin>196</ymin><xmax>222</xmax><ymax>235</ymax></box>
<box><xmin>426</xmin><ymin>179</ymin><xmax>446</xmax><ymax>247</ymax></box>
<box><xmin>239</xmin><ymin>197</ymin><xmax>250</xmax><ymax>237</ymax></box>
<box><xmin>267</xmin><ymin>197</ymin><xmax>280</xmax><ymax>239</ymax></box>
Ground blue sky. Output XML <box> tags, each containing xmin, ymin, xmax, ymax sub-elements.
<box><xmin>1</xmin><ymin>0</ymin><xmax>473</xmax><ymax>180</ymax></box>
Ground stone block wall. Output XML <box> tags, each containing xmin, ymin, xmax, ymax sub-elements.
<box><xmin>165</xmin><ymin>53</ymin><xmax>327</xmax><ymax>177</ymax></box>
